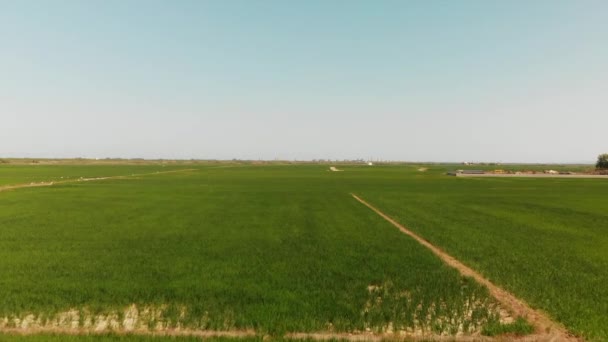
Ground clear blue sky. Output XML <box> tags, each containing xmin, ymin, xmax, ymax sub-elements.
<box><xmin>1</xmin><ymin>1</ymin><xmax>606</xmax><ymax>162</ymax></box>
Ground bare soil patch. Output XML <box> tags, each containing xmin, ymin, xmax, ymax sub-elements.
<box><xmin>0</xmin><ymin>304</ymin><xmax>573</xmax><ymax>341</ymax></box>
<box><xmin>0</xmin><ymin>305</ymin><xmax>255</xmax><ymax>338</ymax></box>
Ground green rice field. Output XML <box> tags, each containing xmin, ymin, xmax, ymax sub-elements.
<box><xmin>0</xmin><ymin>163</ymin><xmax>606</xmax><ymax>341</ymax></box>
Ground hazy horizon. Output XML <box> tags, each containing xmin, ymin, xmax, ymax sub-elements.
<box><xmin>0</xmin><ymin>156</ymin><xmax>598</xmax><ymax>165</ymax></box>
<box><xmin>2</xmin><ymin>1</ymin><xmax>607</xmax><ymax>163</ymax></box>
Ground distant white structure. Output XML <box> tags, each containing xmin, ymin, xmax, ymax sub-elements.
<box><xmin>368</xmin><ymin>162</ymin><xmax>373</xmax><ymax>166</ymax></box>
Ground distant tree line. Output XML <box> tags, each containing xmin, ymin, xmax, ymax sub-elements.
<box><xmin>597</xmin><ymin>154</ymin><xmax>608</xmax><ymax>169</ymax></box>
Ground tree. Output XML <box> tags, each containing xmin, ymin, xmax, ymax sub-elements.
<box><xmin>597</xmin><ymin>154</ymin><xmax>608</xmax><ymax>169</ymax></box>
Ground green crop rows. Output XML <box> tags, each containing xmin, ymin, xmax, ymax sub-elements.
<box><xmin>0</xmin><ymin>163</ymin><xmax>606</xmax><ymax>340</ymax></box>
<box><xmin>352</xmin><ymin>165</ymin><xmax>608</xmax><ymax>340</ymax></box>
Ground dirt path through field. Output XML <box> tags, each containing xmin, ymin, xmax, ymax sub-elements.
<box><xmin>286</xmin><ymin>331</ymin><xmax>573</xmax><ymax>341</ymax></box>
<box><xmin>0</xmin><ymin>328</ymin><xmax>257</xmax><ymax>339</ymax></box>
<box><xmin>0</xmin><ymin>326</ymin><xmax>579</xmax><ymax>341</ymax></box>
<box><xmin>0</xmin><ymin>169</ymin><xmax>197</xmax><ymax>194</ymax></box>
<box><xmin>351</xmin><ymin>193</ymin><xmax>579</xmax><ymax>341</ymax></box>
<box><xmin>0</xmin><ymin>182</ymin><xmax>55</xmax><ymax>192</ymax></box>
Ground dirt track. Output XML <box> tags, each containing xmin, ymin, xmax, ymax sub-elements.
<box><xmin>0</xmin><ymin>182</ymin><xmax>55</xmax><ymax>193</ymax></box>
<box><xmin>0</xmin><ymin>169</ymin><xmax>197</xmax><ymax>194</ymax></box>
<box><xmin>351</xmin><ymin>194</ymin><xmax>580</xmax><ymax>341</ymax></box>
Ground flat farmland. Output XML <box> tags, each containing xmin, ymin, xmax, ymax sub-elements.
<box><xmin>0</xmin><ymin>164</ymin><xmax>510</xmax><ymax>340</ymax></box>
<box><xmin>0</xmin><ymin>163</ymin><xmax>605</xmax><ymax>340</ymax></box>
<box><xmin>352</xmin><ymin>165</ymin><xmax>608</xmax><ymax>340</ymax></box>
